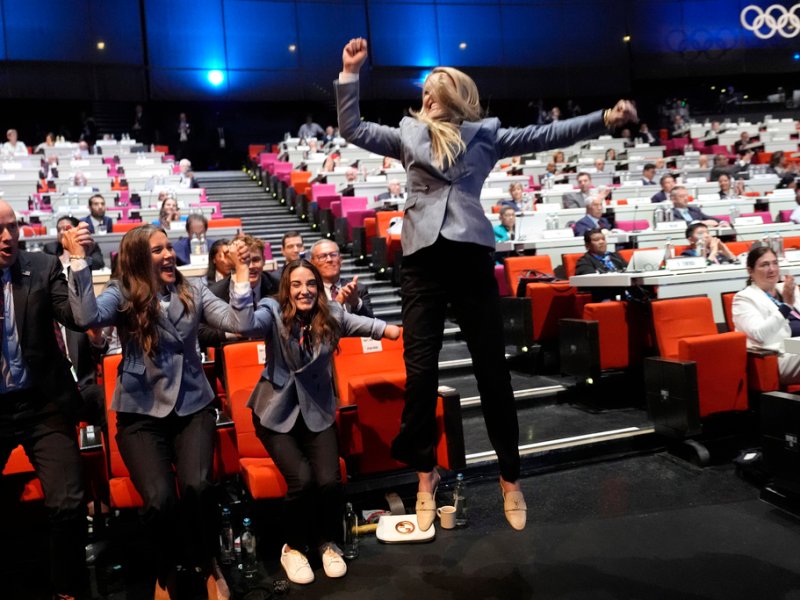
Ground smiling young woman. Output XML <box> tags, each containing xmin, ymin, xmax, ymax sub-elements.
<box><xmin>63</xmin><ymin>222</ymin><xmax>255</xmax><ymax>600</ymax></box>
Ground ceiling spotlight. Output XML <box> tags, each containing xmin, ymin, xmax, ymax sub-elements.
<box><xmin>207</xmin><ymin>70</ymin><xmax>225</xmax><ymax>86</ymax></box>
<box><xmin>458</xmin><ymin>42</ymin><xmax>467</xmax><ymax>50</ymax></box>
<box><xmin>622</xmin><ymin>35</ymin><xmax>631</xmax><ymax>43</ymax></box>
<box><xmin>288</xmin><ymin>44</ymin><xmax>297</xmax><ymax>52</ymax></box>
<box><xmin>710</xmin><ymin>85</ymin><xmax>716</xmax><ymax>90</ymax></box>
<box><xmin>97</xmin><ymin>41</ymin><xmax>106</xmax><ymax>50</ymax></box>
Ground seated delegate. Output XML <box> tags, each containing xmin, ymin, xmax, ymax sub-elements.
<box><xmin>733</xmin><ymin>245</ymin><xmax>800</xmax><ymax>385</ymax></box>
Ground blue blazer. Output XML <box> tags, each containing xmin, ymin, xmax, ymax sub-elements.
<box><xmin>672</xmin><ymin>205</ymin><xmax>713</xmax><ymax>223</ymax></box>
<box><xmin>573</xmin><ymin>215</ymin><xmax>610</xmax><ymax>237</ymax></box>
<box><xmin>69</xmin><ymin>267</ymin><xmax>254</xmax><ymax>417</ymax></box>
<box><xmin>244</xmin><ymin>299</ymin><xmax>386</xmax><ymax>433</ymax></box>
<box><xmin>336</xmin><ymin>79</ymin><xmax>607</xmax><ymax>256</ymax></box>
<box><xmin>80</xmin><ymin>215</ymin><xmax>113</xmax><ymax>234</ymax></box>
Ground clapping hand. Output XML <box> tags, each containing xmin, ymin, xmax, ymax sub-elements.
<box><xmin>335</xmin><ymin>276</ymin><xmax>360</xmax><ymax>309</ymax></box>
<box><xmin>784</xmin><ymin>274</ymin><xmax>796</xmax><ymax>307</ymax></box>
<box><xmin>61</xmin><ymin>221</ymin><xmax>92</xmax><ymax>258</ymax></box>
<box><xmin>342</xmin><ymin>38</ymin><xmax>368</xmax><ymax>74</ymax></box>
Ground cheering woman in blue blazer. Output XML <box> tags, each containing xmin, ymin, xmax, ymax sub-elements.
<box><xmin>243</xmin><ymin>259</ymin><xmax>400</xmax><ymax>585</ymax></box>
<box><xmin>64</xmin><ymin>223</ymin><xmax>255</xmax><ymax>600</ymax></box>
<box><xmin>336</xmin><ymin>38</ymin><xmax>637</xmax><ymax>532</ymax></box>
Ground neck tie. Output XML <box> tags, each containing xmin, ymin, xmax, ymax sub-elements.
<box><xmin>330</xmin><ymin>283</ymin><xmax>338</xmax><ymax>301</ymax></box>
<box><xmin>601</xmin><ymin>254</ymin><xmax>615</xmax><ymax>271</ymax></box>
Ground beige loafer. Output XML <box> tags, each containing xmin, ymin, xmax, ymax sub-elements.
<box><xmin>502</xmin><ymin>489</ymin><xmax>527</xmax><ymax>531</ymax></box>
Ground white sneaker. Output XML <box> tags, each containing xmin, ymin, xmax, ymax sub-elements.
<box><xmin>320</xmin><ymin>543</ymin><xmax>348</xmax><ymax>578</ymax></box>
<box><xmin>280</xmin><ymin>544</ymin><xmax>315</xmax><ymax>585</ymax></box>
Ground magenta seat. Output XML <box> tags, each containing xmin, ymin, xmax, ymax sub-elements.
<box><xmin>345</xmin><ymin>209</ymin><xmax>376</xmax><ymax>240</ymax></box>
<box><xmin>311</xmin><ymin>184</ymin><xmax>336</xmax><ymax>202</ymax></box>
<box><xmin>495</xmin><ymin>264</ymin><xmax>511</xmax><ymax>297</ymax></box>
<box><xmin>341</xmin><ymin>196</ymin><xmax>368</xmax><ymax>214</ymax></box>
<box><xmin>331</xmin><ymin>201</ymin><xmax>342</xmax><ymax>219</ymax></box>
<box><xmin>779</xmin><ymin>209</ymin><xmax>794</xmax><ymax>222</ymax></box>
<box><xmin>316</xmin><ymin>194</ymin><xmax>340</xmax><ymax>211</ymax></box>
<box><xmin>616</xmin><ymin>219</ymin><xmax>649</xmax><ymax>232</ymax></box>
<box><xmin>710</xmin><ymin>215</ymin><xmax>732</xmax><ymax>224</ymax></box>
<box><xmin>259</xmin><ymin>152</ymin><xmax>278</xmax><ymax>169</ymax></box>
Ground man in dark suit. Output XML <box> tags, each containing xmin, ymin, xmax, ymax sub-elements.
<box><xmin>650</xmin><ymin>174</ymin><xmax>675</xmax><ymax>203</ymax></box>
<box><xmin>79</xmin><ymin>193</ymin><xmax>113</xmax><ymax>234</ymax></box>
<box><xmin>573</xmin><ymin>197</ymin><xmax>612</xmax><ymax>237</ymax></box>
<box><xmin>670</xmin><ymin>185</ymin><xmax>720</xmax><ymax>227</ymax></box>
<box><xmin>562</xmin><ymin>172</ymin><xmax>608</xmax><ymax>209</ymax></box>
<box><xmin>641</xmin><ymin>163</ymin><xmax>657</xmax><ymax>186</ymax></box>
<box><xmin>310</xmin><ymin>239</ymin><xmax>373</xmax><ymax>317</ymax></box>
<box><xmin>575</xmin><ymin>228</ymin><xmax>628</xmax><ymax>275</ymax></box>
<box><xmin>198</xmin><ymin>234</ymin><xmax>279</xmax><ymax>350</ymax></box>
<box><xmin>575</xmin><ymin>228</ymin><xmax>628</xmax><ymax>301</ymax></box>
<box><xmin>173</xmin><ymin>214</ymin><xmax>215</xmax><ymax>267</ymax></box>
<box><xmin>0</xmin><ymin>199</ymin><xmax>88</xmax><ymax>599</ymax></box>
<box><xmin>376</xmin><ymin>179</ymin><xmax>405</xmax><ymax>202</ymax></box>
<box><xmin>44</xmin><ymin>215</ymin><xmax>105</xmax><ymax>270</ymax></box>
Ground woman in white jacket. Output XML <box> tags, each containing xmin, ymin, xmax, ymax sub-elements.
<box><xmin>732</xmin><ymin>245</ymin><xmax>800</xmax><ymax>384</ymax></box>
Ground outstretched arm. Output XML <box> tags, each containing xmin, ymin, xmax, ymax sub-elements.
<box><xmin>336</xmin><ymin>38</ymin><xmax>403</xmax><ymax>160</ymax></box>
<box><xmin>496</xmin><ymin>100</ymin><xmax>638</xmax><ymax>157</ymax></box>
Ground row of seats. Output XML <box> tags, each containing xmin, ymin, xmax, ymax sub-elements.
<box><xmin>4</xmin><ymin>332</ymin><xmax>466</xmax><ymax>511</ymax></box>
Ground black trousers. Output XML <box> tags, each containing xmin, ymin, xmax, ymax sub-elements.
<box><xmin>0</xmin><ymin>389</ymin><xmax>86</xmax><ymax>597</ymax></box>
<box><xmin>116</xmin><ymin>406</ymin><xmax>217</xmax><ymax>584</ymax></box>
<box><xmin>391</xmin><ymin>237</ymin><xmax>521</xmax><ymax>482</ymax></box>
<box><xmin>253</xmin><ymin>413</ymin><xmax>343</xmax><ymax>551</ymax></box>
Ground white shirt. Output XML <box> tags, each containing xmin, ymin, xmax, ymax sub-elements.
<box><xmin>1</xmin><ymin>140</ymin><xmax>27</xmax><ymax>158</ymax></box>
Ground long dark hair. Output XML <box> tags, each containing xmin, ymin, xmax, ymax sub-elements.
<box><xmin>745</xmin><ymin>244</ymin><xmax>776</xmax><ymax>287</ymax></box>
<box><xmin>206</xmin><ymin>238</ymin><xmax>229</xmax><ymax>283</ymax></box>
<box><xmin>116</xmin><ymin>224</ymin><xmax>195</xmax><ymax>355</ymax></box>
<box><xmin>278</xmin><ymin>259</ymin><xmax>339</xmax><ymax>349</ymax></box>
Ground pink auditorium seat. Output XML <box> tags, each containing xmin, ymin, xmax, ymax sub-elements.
<box><xmin>259</xmin><ymin>152</ymin><xmax>278</xmax><ymax>170</ymax></box>
<box><xmin>615</xmin><ymin>219</ymin><xmax>650</xmax><ymax>232</ymax></box>
<box><xmin>311</xmin><ymin>184</ymin><xmax>336</xmax><ymax>202</ymax></box>
<box><xmin>739</xmin><ymin>211</ymin><xmax>773</xmax><ymax>224</ymax></box>
<box><xmin>316</xmin><ymin>195</ymin><xmax>340</xmax><ymax>211</ymax></box>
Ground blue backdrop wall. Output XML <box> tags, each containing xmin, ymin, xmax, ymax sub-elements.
<box><xmin>0</xmin><ymin>0</ymin><xmax>796</xmax><ymax>100</ymax></box>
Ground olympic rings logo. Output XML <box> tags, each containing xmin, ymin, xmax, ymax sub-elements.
<box><xmin>740</xmin><ymin>4</ymin><xmax>800</xmax><ymax>39</ymax></box>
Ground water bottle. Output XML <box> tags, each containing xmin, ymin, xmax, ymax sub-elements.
<box><xmin>219</xmin><ymin>507</ymin><xmax>234</xmax><ymax>566</ymax></box>
<box><xmin>343</xmin><ymin>502</ymin><xmax>359</xmax><ymax>559</ymax></box>
<box><xmin>453</xmin><ymin>473</ymin><xmax>468</xmax><ymax>527</ymax></box>
<box><xmin>696</xmin><ymin>237</ymin><xmax>705</xmax><ymax>260</ymax></box>
<box><xmin>200</xmin><ymin>233</ymin><xmax>208</xmax><ymax>255</ymax></box>
<box><xmin>777</xmin><ymin>233</ymin><xmax>785</xmax><ymax>259</ymax></box>
<box><xmin>241</xmin><ymin>517</ymin><xmax>258</xmax><ymax>580</ymax></box>
<box><xmin>550</xmin><ymin>215</ymin><xmax>559</xmax><ymax>230</ymax></box>
<box><xmin>653</xmin><ymin>206</ymin><xmax>664</xmax><ymax>228</ymax></box>
<box><xmin>729</xmin><ymin>204</ymin><xmax>740</xmax><ymax>221</ymax></box>
<box><xmin>190</xmin><ymin>234</ymin><xmax>203</xmax><ymax>256</ymax></box>
<box><xmin>663</xmin><ymin>237</ymin><xmax>673</xmax><ymax>267</ymax></box>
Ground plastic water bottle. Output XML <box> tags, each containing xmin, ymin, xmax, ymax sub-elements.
<box><xmin>219</xmin><ymin>507</ymin><xmax>234</xmax><ymax>566</ymax></box>
<box><xmin>453</xmin><ymin>473</ymin><xmax>468</xmax><ymax>527</ymax></box>
<box><xmin>696</xmin><ymin>237</ymin><xmax>705</xmax><ymax>260</ymax></box>
<box><xmin>343</xmin><ymin>502</ymin><xmax>359</xmax><ymax>559</ymax></box>
<box><xmin>241</xmin><ymin>517</ymin><xmax>258</xmax><ymax>580</ymax></box>
<box><xmin>663</xmin><ymin>237</ymin><xmax>674</xmax><ymax>267</ymax></box>
<box><xmin>190</xmin><ymin>234</ymin><xmax>203</xmax><ymax>256</ymax></box>
<box><xmin>199</xmin><ymin>233</ymin><xmax>208</xmax><ymax>255</ymax></box>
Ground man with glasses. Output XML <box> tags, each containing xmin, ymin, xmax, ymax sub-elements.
<box><xmin>309</xmin><ymin>239</ymin><xmax>373</xmax><ymax>317</ymax></box>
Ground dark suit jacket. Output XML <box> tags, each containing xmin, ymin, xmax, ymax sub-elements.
<box><xmin>650</xmin><ymin>190</ymin><xmax>668</xmax><ymax>203</ymax></box>
<box><xmin>376</xmin><ymin>192</ymin><xmax>404</xmax><ymax>202</ymax></box>
<box><xmin>43</xmin><ymin>241</ymin><xmax>105</xmax><ymax>270</ymax></box>
<box><xmin>573</xmin><ymin>215</ymin><xmax>610</xmax><ymax>237</ymax></box>
<box><xmin>9</xmin><ymin>252</ymin><xmax>84</xmax><ymax>416</ymax></box>
<box><xmin>173</xmin><ymin>236</ymin><xmax>216</xmax><ymax>267</ymax></box>
<box><xmin>575</xmin><ymin>251</ymin><xmax>628</xmax><ymax>275</ymax></box>
<box><xmin>672</xmin><ymin>205</ymin><xmax>713</xmax><ymax>223</ymax></box>
<box><xmin>330</xmin><ymin>277</ymin><xmax>373</xmax><ymax>318</ymax></box>
<box><xmin>198</xmin><ymin>273</ymin><xmax>279</xmax><ymax>349</ymax></box>
<box><xmin>80</xmin><ymin>215</ymin><xmax>113</xmax><ymax>234</ymax></box>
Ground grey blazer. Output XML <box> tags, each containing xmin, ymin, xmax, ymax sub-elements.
<box><xmin>244</xmin><ymin>298</ymin><xmax>386</xmax><ymax>433</ymax></box>
<box><xmin>336</xmin><ymin>79</ymin><xmax>607</xmax><ymax>256</ymax></box>
<box><xmin>69</xmin><ymin>266</ymin><xmax>254</xmax><ymax>417</ymax></box>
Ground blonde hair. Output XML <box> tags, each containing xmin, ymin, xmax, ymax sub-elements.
<box><xmin>411</xmin><ymin>67</ymin><xmax>482</xmax><ymax>170</ymax></box>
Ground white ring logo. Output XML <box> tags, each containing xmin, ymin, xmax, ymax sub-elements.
<box><xmin>741</xmin><ymin>4</ymin><xmax>800</xmax><ymax>39</ymax></box>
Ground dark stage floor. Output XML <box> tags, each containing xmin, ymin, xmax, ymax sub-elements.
<box><xmin>5</xmin><ymin>453</ymin><xmax>800</xmax><ymax>600</ymax></box>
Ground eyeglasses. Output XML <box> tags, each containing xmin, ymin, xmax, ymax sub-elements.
<box><xmin>313</xmin><ymin>251</ymin><xmax>340</xmax><ymax>262</ymax></box>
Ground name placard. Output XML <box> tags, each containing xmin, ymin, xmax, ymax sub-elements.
<box><xmin>540</xmin><ymin>228</ymin><xmax>575</xmax><ymax>240</ymax></box>
<box><xmin>360</xmin><ymin>337</ymin><xmax>383</xmax><ymax>354</ymax></box>
<box><xmin>665</xmin><ymin>256</ymin><xmax>706</xmax><ymax>271</ymax></box>
<box><xmin>655</xmin><ymin>221</ymin><xmax>686</xmax><ymax>231</ymax></box>
<box><xmin>734</xmin><ymin>216</ymin><xmax>764</xmax><ymax>226</ymax></box>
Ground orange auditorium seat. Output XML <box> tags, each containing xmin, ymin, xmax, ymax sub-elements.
<box><xmin>207</xmin><ymin>218</ymin><xmax>242</xmax><ymax>230</ymax></box>
<box><xmin>503</xmin><ymin>255</ymin><xmax>553</xmax><ymax>296</ymax></box>
<box><xmin>2</xmin><ymin>445</ymin><xmax>44</xmax><ymax>502</ymax></box>
<box><xmin>331</xmin><ymin>331</ymin><xmax>465</xmax><ymax>476</ymax></box>
<box><xmin>650</xmin><ymin>297</ymin><xmax>747</xmax><ymax>420</ymax></box>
